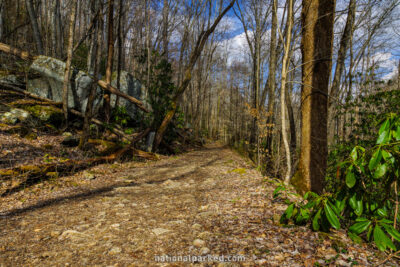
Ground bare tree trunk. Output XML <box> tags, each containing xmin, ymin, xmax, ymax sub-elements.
<box><xmin>62</xmin><ymin>0</ymin><xmax>78</xmax><ymax>123</ymax></box>
<box><xmin>286</xmin><ymin>69</ymin><xmax>296</xmax><ymax>156</ymax></box>
<box><xmin>104</xmin><ymin>0</ymin><xmax>115</xmax><ymax>123</ymax></box>
<box><xmin>0</xmin><ymin>41</ymin><xmax>149</xmax><ymax>113</ymax></box>
<box><xmin>264</xmin><ymin>0</ymin><xmax>278</xmax><ymax>155</ymax></box>
<box><xmin>162</xmin><ymin>0</ymin><xmax>169</xmax><ymax>58</ymax></box>
<box><xmin>342</xmin><ymin>30</ymin><xmax>355</xmax><ymax>142</ymax></box>
<box><xmin>116</xmin><ymin>0</ymin><xmax>123</xmax><ymax>107</ymax></box>
<box><xmin>327</xmin><ymin>0</ymin><xmax>356</xmax><ymax>145</ymax></box>
<box><xmin>25</xmin><ymin>0</ymin><xmax>44</xmax><ymax>54</ymax></box>
<box><xmin>51</xmin><ymin>0</ymin><xmax>59</xmax><ymax>58</ymax></box>
<box><xmin>281</xmin><ymin>0</ymin><xmax>293</xmax><ymax>185</ymax></box>
<box><xmin>87</xmin><ymin>0</ymin><xmax>99</xmax><ymax>74</ymax></box>
<box><xmin>292</xmin><ymin>0</ymin><xmax>335</xmax><ymax>194</ymax></box>
<box><xmin>0</xmin><ymin>0</ymin><xmax>4</xmax><ymax>40</ymax></box>
<box><xmin>153</xmin><ymin>0</ymin><xmax>235</xmax><ymax>151</ymax></box>
<box><xmin>56</xmin><ymin>0</ymin><xmax>63</xmax><ymax>57</ymax></box>
<box><xmin>80</xmin><ymin>4</ymin><xmax>103</xmax><ymax>149</ymax></box>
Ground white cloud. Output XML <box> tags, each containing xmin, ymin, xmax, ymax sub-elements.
<box><xmin>217</xmin><ymin>16</ymin><xmax>242</xmax><ymax>33</ymax></box>
<box><xmin>218</xmin><ymin>32</ymin><xmax>251</xmax><ymax>66</ymax></box>
<box><xmin>372</xmin><ymin>52</ymin><xmax>398</xmax><ymax>80</ymax></box>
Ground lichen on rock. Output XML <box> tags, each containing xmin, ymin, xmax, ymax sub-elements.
<box><xmin>24</xmin><ymin>105</ymin><xmax>64</xmax><ymax>125</ymax></box>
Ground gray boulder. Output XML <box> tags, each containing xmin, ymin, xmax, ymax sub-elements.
<box><xmin>110</xmin><ymin>71</ymin><xmax>150</xmax><ymax>119</ymax></box>
<box><xmin>0</xmin><ymin>74</ymin><xmax>23</xmax><ymax>86</ymax></box>
<box><xmin>26</xmin><ymin>56</ymin><xmax>150</xmax><ymax>120</ymax></box>
<box><xmin>27</xmin><ymin>56</ymin><xmax>102</xmax><ymax>112</ymax></box>
<box><xmin>0</xmin><ymin>108</ymin><xmax>31</xmax><ymax>124</ymax></box>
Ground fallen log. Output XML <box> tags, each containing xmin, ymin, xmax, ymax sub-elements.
<box><xmin>0</xmin><ymin>42</ymin><xmax>149</xmax><ymax>112</ymax></box>
<box><xmin>0</xmin><ymin>82</ymin><xmax>134</xmax><ymax>141</ymax></box>
<box><xmin>0</xmin><ymin>82</ymin><xmax>54</xmax><ymax>103</ymax></box>
<box><xmin>9</xmin><ymin>99</ymin><xmax>62</xmax><ymax>107</ymax></box>
<box><xmin>0</xmin><ymin>43</ymin><xmax>35</xmax><ymax>61</ymax></box>
<box><xmin>110</xmin><ymin>128</ymin><xmax>152</xmax><ymax>161</ymax></box>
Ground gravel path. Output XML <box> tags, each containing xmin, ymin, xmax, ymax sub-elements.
<box><xmin>0</xmin><ymin>144</ymin><xmax>397</xmax><ymax>266</ymax></box>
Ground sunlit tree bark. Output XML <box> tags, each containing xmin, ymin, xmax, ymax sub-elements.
<box><xmin>292</xmin><ymin>0</ymin><xmax>335</xmax><ymax>194</ymax></box>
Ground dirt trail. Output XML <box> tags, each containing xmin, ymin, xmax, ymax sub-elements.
<box><xmin>0</xmin><ymin>144</ymin><xmax>397</xmax><ymax>266</ymax></box>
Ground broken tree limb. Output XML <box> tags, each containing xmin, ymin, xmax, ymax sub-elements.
<box><xmin>0</xmin><ymin>82</ymin><xmax>55</xmax><ymax>102</ymax></box>
<box><xmin>0</xmin><ymin>43</ymin><xmax>35</xmax><ymax>61</ymax></box>
<box><xmin>0</xmin><ymin>42</ymin><xmax>150</xmax><ymax>113</ymax></box>
<box><xmin>97</xmin><ymin>79</ymin><xmax>149</xmax><ymax>112</ymax></box>
<box><xmin>111</xmin><ymin>128</ymin><xmax>152</xmax><ymax>161</ymax></box>
<box><xmin>9</xmin><ymin>99</ymin><xmax>61</xmax><ymax>107</ymax></box>
<box><xmin>0</xmin><ymin>128</ymin><xmax>156</xmax><ymax>184</ymax></box>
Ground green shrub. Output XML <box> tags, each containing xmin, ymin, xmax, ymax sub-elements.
<box><xmin>280</xmin><ymin>113</ymin><xmax>400</xmax><ymax>252</ymax></box>
<box><xmin>136</xmin><ymin>50</ymin><xmax>185</xmax><ymax>142</ymax></box>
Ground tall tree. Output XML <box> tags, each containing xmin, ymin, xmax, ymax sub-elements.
<box><xmin>162</xmin><ymin>0</ymin><xmax>169</xmax><ymax>58</ymax></box>
<box><xmin>115</xmin><ymin>0</ymin><xmax>123</xmax><ymax>107</ymax></box>
<box><xmin>0</xmin><ymin>0</ymin><xmax>4</xmax><ymax>40</ymax></box>
<box><xmin>280</xmin><ymin>0</ymin><xmax>294</xmax><ymax>185</ymax></box>
<box><xmin>235</xmin><ymin>0</ymin><xmax>270</xmax><ymax>158</ymax></box>
<box><xmin>25</xmin><ymin>0</ymin><xmax>44</xmax><ymax>54</ymax></box>
<box><xmin>292</xmin><ymin>0</ymin><xmax>335</xmax><ymax>194</ymax></box>
<box><xmin>104</xmin><ymin>0</ymin><xmax>115</xmax><ymax>123</ymax></box>
<box><xmin>51</xmin><ymin>0</ymin><xmax>63</xmax><ymax>58</ymax></box>
<box><xmin>327</xmin><ymin>0</ymin><xmax>356</xmax><ymax>145</ymax></box>
<box><xmin>80</xmin><ymin>1</ymin><xmax>103</xmax><ymax>149</ymax></box>
<box><xmin>62</xmin><ymin>0</ymin><xmax>78</xmax><ymax>122</ymax></box>
<box><xmin>262</xmin><ymin>0</ymin><xmax>278</xmax><ymax>155</ymax></box>
<box><xmin>152</xmin><ymin>0</ymin><xmax>236</xmax><ymax>151</ymax></box>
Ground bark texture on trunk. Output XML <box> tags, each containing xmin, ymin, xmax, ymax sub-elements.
<box><xmin>292</xmin><ymin>0</ymin><xmax>335</xmax><ymax>194</ymax></box>
<box><xmin>51</xmin><ymin>0</ymin><xmax>63</xmax><ymax>58</ymax></box>
<box><xmin>264</xmin><ymin>0</ymin><xmax>278</xmax><ymax>154</ymax></box>
<box><xmin>0</xmin><ymin>0</ymin><xmax>4</xmax><ymax>40</ymax></box>
<box><xmin>80</xmin><ymin>2</ymin><xmax>103</xmax><ymax>149</ymax></box>
<box><xmin>162</xmin><ymin>0</ymin><xmax>169</xmax><ymax>58</ymax></box>
<box><xmin>25</xmin><ymin>0</ymin><xmax>44</xmax><ymax>54</ymax></box>
<box><xmin>327</xmin><ymin>0</ymin><xmax>356</xmax><ymax>145</ymax></box>
<box><xmin>62</xmin><ymin>0</ymin><xmax>78</xmax><ymax>122</ymax></box>
<box><xmin>104</xmin><ymin>0</ymin><xmax>115</xmax><ymax>123</ymax></box>
<box><xmin>281</xmin><ymin>0</ymin><xmax>293</xmax><ymax>185</ymax></box>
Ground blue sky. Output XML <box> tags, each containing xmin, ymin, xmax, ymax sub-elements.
<box><xmin>215</xmin><ymin>0</ymin><xmax>400</xmax><ymax>82</ymax></box>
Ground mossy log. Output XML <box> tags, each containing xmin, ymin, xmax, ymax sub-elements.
<box><xmin>9</xmin><ymin>99</ymin><xmax>62</xmax><ymax>107</ymax></box>
<box><xmin>87</xmin><ymin>139</ymin><xmax>121</xmax><ymax>155</ymax></box>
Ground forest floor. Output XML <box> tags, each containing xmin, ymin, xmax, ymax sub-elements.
<box><xmin>0</xmin><ymin>143</ymin><xmax>398</xmax><ymax>266</ymax></box>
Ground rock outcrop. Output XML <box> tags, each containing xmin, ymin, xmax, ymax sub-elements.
<box><xmin>27</xmin><ymin>56</ymin><xmax>102</xmax><ymax>112</ymax></box>
<box><xmin>110</xmin><ymin>71</ymin><xmax>149</xmax><ymax>119</ymax></box>
<box><xmin>26</xmin><ymin>56</ymin><xmax>149</xmax><ymax>120</ymax></box>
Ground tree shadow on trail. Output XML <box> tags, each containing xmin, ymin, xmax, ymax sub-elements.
<box><xmin>0</xmin><ymin>155</ymin><xmax>218</xmax><ymax>219</ymax></box>
<box><xmin>0</xmin><ymin>161</ymin><xmax>102</xmax><ymax>198</ymax></box>
<box><xmin>1</xmin><ymin>144</ymin><xmax>226</xmax><ymax>198</ymax></box>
